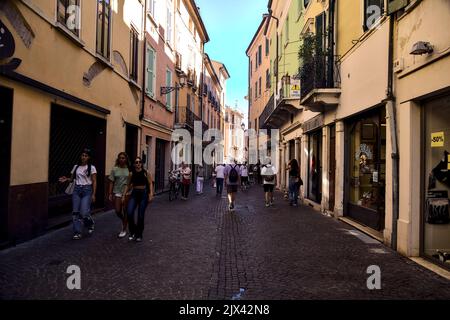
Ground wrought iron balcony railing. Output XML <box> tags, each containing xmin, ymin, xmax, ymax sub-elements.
<box><xmin>259</xmin><ymin>94</ymin><xmax>274</xmax><ymax>129</ymax></box>
<box><xmin>300</xmin><ymin>55</ymin><xmax>341</xmax><ymax>99</ymax></box>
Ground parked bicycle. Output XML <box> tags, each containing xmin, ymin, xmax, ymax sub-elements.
<box><xmin>168</xmin><ymin>170</ymin><xmax>181</xmax><ymax>201</ymax></box>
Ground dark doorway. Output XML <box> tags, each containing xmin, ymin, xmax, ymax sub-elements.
<box><xmin>308</xmin><ymin>130</ymin><xmax>322</xmax><ymax>204</ymax></box>
<box><xmin>155</xmin><ymin>139</ymin><xmax>167</xmax><ymax>193</ymax></box>
<box><xmin>48</xmin><ymin>105</ymin><xmax>106</xmax><ymax>221</ymax></box>
<box><xmin>126</xmin><ymin>124</ymin><xmax>139</xmax><ymax>161</ymax></box>
<box><xmin>289</xmin><ymin>140</ymin><xmax>295</xmax><ymax>162</ymax></box>
<box><xmin>0</xmin><ymin>87</ymin><xmax>13</xmax><ymax>241</ymax></box>
<box><xmin>329</xmin><ymin>125</ymin><xmax>336</xmax><ymax>212</ymax></box>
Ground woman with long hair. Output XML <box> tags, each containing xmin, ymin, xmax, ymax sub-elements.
<box><xmin>59</xmin><ymin>148</ymin><xmax>97</xmax><ymax>240</ymax></box>
<box><xmin>123</xmin><ymin>157</ymin><xmax>154</xmax><ymax>242</ymax></box>
<box><xmin>287</xmin><ymin>159</ymin><xmax>302</xmax><ymax>207</ymax></box>
<box><xmin>108</xmin><ymin>152</ymin><xmax>130</xmax><ymax>238</ymax></box>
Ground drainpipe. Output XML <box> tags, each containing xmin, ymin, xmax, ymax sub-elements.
<box><xmin>385</xmin><ymin>16</ymin><xmax>399</xmax><ymax>251</ymax></box>
<box><xmin>327</xmin><ymin>0</ymin><xmax>336</xmax><ymax>87</ymax></box>
<box><xmin>140</xmin><ymin>0</ymin><xmax>147</xmax><ymax>121</ymax></box>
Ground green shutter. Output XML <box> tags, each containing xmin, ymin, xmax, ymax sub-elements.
<box><xmin>146</xmin><ymin>46</ymin><xmax>155</xmax><ymax>97</ymax></box>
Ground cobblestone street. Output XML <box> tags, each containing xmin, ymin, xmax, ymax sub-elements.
<box><xmin>1</xmin><ymin>183</ymin><xmax>450</xmax><ymax>300</ymax></box>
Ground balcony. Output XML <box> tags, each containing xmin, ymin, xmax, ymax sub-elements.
<box><xmin>300</xmin><ymin>55</ymin><xmax>341</xmax><ymax>112</ymax></box>
<box><xmin>175</xmin><ymin>106</ymin><xmax>208</xmax><ymax>133</ymax></box>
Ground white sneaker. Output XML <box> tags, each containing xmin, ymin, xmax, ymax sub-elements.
<box><xmin>118</xmin><ymin>231</ymin><xmax>127</xmax><ymax>238</ymax></box>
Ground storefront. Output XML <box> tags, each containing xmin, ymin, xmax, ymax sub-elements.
<box><xmin>304</xmin><ymin>115</ymin><xmax>324</xmax><ymax>204</ymax></box>
<box><xmin>346</xmin><ymin>107</ymin><xmax>386</xmax><ymax>231</ymax></box>
<box><xmin>422</xmin><ymin>94</ymin><xmax>450</xmax><ymax>268</ymax></box>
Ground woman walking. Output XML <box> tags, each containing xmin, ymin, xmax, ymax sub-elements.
<box><xmin>123</xmin><ymin>157</ymin><xmax>154</xmax><ymax>242</ymax></box>
<box><xmin>196</xmin><ymin>165</ymin><xmax>205</xmax><ymax>195</ymax></box>
<box><xmin>59</xmin><ymin>148</ymin><xmax>97</xmax><ymax>240</ymax></box>
<box><xmin>287</xmin><ymin>159</ymin><xmax>302</xmax><ymax>206</ymax></box>
<box><xmin>180</xmin><ymin>162</ymin><xmax>192</xmax><ymax>200</ymax></box>
<box><xmin>108</xmin><ymin>152</ymin><xmax>130</xmax><ymax>238</ymax></box>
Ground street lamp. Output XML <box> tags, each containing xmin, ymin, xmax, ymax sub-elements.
<box><xmin>161</xmin><ymin>74</ymin><xmax>186</xmax><ymax>123</ymax></box>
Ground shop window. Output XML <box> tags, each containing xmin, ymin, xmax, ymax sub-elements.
<box><xmin>348</xmin><ymin>108</ymin><xmax>386</xmax><ymax>230</ymax></box>
<box><xmin>424</xmin><ymin>95</ymin><xmax>450</xmax><ymax>267</ymax></box>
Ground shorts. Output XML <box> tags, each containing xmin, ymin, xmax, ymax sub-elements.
<box><xmin>227</xmin><ymin>185</ymin><xmax>238</xmax><ymax>193</ymax></box>
<box><xmin>241</xmin><ymin>176</ymin><xmax>248</xmax><ymax>183</ymax></box>
<box><xmin>263</xmin><ymin>184</ymin><xmax>274</xmax><ymax>193</ymax></box>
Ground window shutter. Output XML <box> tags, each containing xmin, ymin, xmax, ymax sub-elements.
<box><xmin>146</xmin><ymin>46</ymin><xmax>155</xmax><ymax>97</ymax></box>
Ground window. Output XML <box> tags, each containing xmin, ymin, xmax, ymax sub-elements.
<box><xmin>258</xmin><ymin>77</ymin><xmax>262</xmax><ymax>96</ymax></box>
<box><xmin>255</xmin><ymin>82</ymin><xmax>258</xmax><ymax>99</ymax></box>
<box><xmin>166</xmin><ymin>69</ymin><xmax>172</xmax><ymax>109</ymax></box>
<box><xmin>249</xmin><ymin>88</ymin><xmax>252</xmax><ymax>106</ymax></box>
<box><xmin>146</xmin><ymin>44</ymin><xmax>156</xmax><ymax>98</ymax></box>
<box><xmin>255</xmin><ymin>52</ymin><xmax>258</xmax><ymax>70</ymax></box>
<box><xmin>258</xmin><ymin>45</ymin><xmax>262</xmax><ymax>65</ymax></box>
<box><xmin>147</xmin><ymin>0</ymin><xmax>156</xmax><ymax>19</ymax></box>
<box><xmin>304</xmin><ymin>0</ymin><xmax>311</xmax><ymax>8</ymax></box>
<box><xmin>266</xmin><ymin>69</ymin><xmax>270</xmax><ymax>89</ymax></box>
<box><xmin>265</xmin><ymin>38</ymin><xmax>269</xmax><ymax>56</ymax></box>
<box><xmin>57</xmin><ymin>0</ymin><xmax>80</xmax><ymax>36</ymax></box>
<box><xmin>166</xmin><ymin>4</ymin><xmax>173</xmax><ymax>45</ymax></box>
<box><xmin>363</xmin><ymin>0</ymin><xmax>385</xmax><ymax>31</ymax></box>
<box><xmin>96</xmin><ymin>0</ymin><xmax>112</xmax><ymax>59</ymax></box>
<box><xmin>315</xmin><ymin>12</ymin><xmax>327</xmax><ymax>53</ymax></box>
<box><xmin>130</xmin><ymin>27</ymin><xmax>139</xmax><ymax>82</ymax></box>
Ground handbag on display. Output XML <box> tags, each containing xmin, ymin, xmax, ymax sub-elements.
<box><xmin>426</xmin><ymin>191</ymin><xmax>449</xmax><ymax>224</ymax></box>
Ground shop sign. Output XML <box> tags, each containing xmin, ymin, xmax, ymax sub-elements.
<box><xmin>0</xmin><ymin>19</ymin><xmax>22</xmax><ymax>71</ymax></box>
<box><xmin>290</xmin><ymin>80</ymin><xmax>300</xmax><ymax>99</ymax></box>
<box><xmin>431</xmin><ymin>132</ymin><xmax>445</xmax><ymax>148</ymax></box>
<box><xmin>303</xmin><ymin>115</ymin><xmax>324</xmax><ymax>133</ymax></box>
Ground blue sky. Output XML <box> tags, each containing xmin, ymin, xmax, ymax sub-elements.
<box><xmin>196</xmin><ymin>0</ymin><xmax>268</xmax><ymax>120</ymax></box>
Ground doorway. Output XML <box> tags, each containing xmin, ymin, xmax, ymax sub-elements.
<box><xmin>0</xmin><ymin>86</ymin><xmax>13</xmax><ymax>241</ymax></box>
<box><xmin>48</xmin><ymin>105</ymin><xmax>106</xmax><ymax>219</ymax></box>
<box><xmin>308</xmin><ymin>130</ymin><xmax>322</xmax><ymax>204</ymax></box>
<box><xmin>126</xmin><ymin>124</ymin><xmax>139</xmax><ymax>161</ymax></box>
<box><xmin>329</xmin><ymin>125</ymin><xmax>336</xmax><ymax>211</ymax></box>
<box><xmin>155</xmin><ymin>139</ymin><xmax>167</xmax><ymax>193</ymax></box>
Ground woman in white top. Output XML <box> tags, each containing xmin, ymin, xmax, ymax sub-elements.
<box><xmin>59</xmin><ymin>148</ymin><xmax>97</xmax><ymax>240</ymax></box>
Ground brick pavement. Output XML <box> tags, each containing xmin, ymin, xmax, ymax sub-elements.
<box><xmin>1</xmin><ymin>183</ymin><xmax>450</xmax><ymax>300</ymax></box>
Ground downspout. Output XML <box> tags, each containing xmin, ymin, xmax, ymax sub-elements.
<box><xmin>140</xmin><ymin>0</ymin><xmax>147</xmax><ymax>121</ymax></box>
<box><xmin>327</xmin><ymin>0</ymin><xmax>335</xmax><ymax>87</ymax></box>
<box><xmin>385</xmin><ymin>16</ymin><xmax>399</xmax><ymax>251</ymax></box>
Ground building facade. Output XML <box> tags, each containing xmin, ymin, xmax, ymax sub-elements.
<box><xmin>0</xmin><ymin>0</ymin><xmax>144</xmax><ymax>244</ymax></box>
<box><xmin>224</xmin><ymin>106</ymin><xmax>245</xmax><ymax>164</ymax></box>
<box><xmin>248</xmin><ymin>0</ymin><xmax>450</xmax><ymax>270</ymax></box>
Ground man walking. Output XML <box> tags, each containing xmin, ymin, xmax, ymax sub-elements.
<box><xmin>261</xmin><ymin>158</ymin><xmax>277</xmax><ymax>207</ymax></box>
<box><xmin>224</xmin><ymin>159</ymin><xmax>241</xmax><ymax>211</ymax></box>
<box><xmin>215</xmin><ymin>163</ymin><xmax>225</xmax><ymax>196</ymax></box>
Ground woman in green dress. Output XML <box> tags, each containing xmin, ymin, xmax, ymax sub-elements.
<box><xmin>108</xmin><ymin>152</ymin><xmax>130</xmax><ymax>238</ymax></box>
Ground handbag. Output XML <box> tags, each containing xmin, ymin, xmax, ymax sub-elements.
<box><xmin>65</xmin><ymin>182</ymin><xmax>75</xmax><ymax>195</ymax></box>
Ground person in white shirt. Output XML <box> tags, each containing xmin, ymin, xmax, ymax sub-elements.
<box><xmin>180</xmin><ymin>162</ymin><xmax>192</xmax><ymax>200</ymax></box>
<box><xmin>261</xmin><ymin>157</ymin><xmax>277</xmax><ymax>207</ymax></box>
<box><xmin>224</xmin><ymin>159</ymin><xmax>241</xmax><ymax>211</ymax></box>
<box><xmin>214</xmin><ymin>163</ymin><xmax>225</xmax><ymax>196</ymax></box>
<box><xmin>59</xmin><ymin>148</ymin><xmax>97</xmax><ymax>240</ymax></box>
<box><xmin>240</xmin><ymin>163</ymin><xmax>249</xmax><ymax>190</ymax></box>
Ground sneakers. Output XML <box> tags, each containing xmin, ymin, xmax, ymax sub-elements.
<box><xmin>72</xmin><ymin>234</ymin><xmax>82</xmax><ymax>240</ymax></box>
<box><xmin>128</xmin><ymin>234</ymin><xmax>136</xmax><ymax>241</ymax></box>
<box><xmin>118</xmin><ymin>231</ymin><xmax>127</xmax><ymax>238</ymax></box>
<box><xmin>265</xmin><ymin>202</ymin><xmax>270</xmax><ymax>207</ymax></box>
<box><xmin>135</xmin><ymin>237</ymin><xmax>142</xmax><ymax>242</ymax></box>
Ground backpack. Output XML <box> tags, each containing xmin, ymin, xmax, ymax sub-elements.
<box><xmin>263</xmin><ymin>165</ymin><xmax>275</xmax><ymax>183</ymax></box>
<box><xmin>229</xmin><ymin>165</ymin><xmax>239</xmax><ymax>183</ymax></box>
